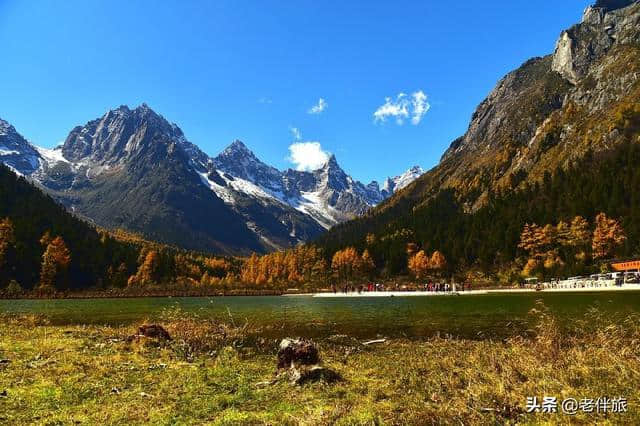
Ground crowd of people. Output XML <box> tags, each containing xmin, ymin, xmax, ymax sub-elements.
<box><xmin>331</xmin><ymin>280</ymin><xmax>473</xmax><ymax>294</ymax></box>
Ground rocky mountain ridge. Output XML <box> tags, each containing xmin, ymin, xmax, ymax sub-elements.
<box><xmin>0</xmin><ymin>106</ymin><xmax>423</xmax><ymax>253</ymax></box>
<box><xmin>385</xmin><ymin>0</ymin><xmax>640</xmax><ymax>214</ymax></box>
<box><xmin>0</xmin><ymin>119</ymin><xmax>41</xmax><ymax>176</ymax></box>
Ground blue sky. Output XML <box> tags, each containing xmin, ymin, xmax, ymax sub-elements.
<box><xmin>0</xmin><ymin>0</ymin><xmax>591</xmax><ymax>183</ymax></box>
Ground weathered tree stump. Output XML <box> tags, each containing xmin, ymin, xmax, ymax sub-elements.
<box><xmin>277</xmin><ymin>338</ymin><xmax>320</xmax><ymax>369</ymax></box>
<box><xmin>275</xmin><ymin>338</ymin><xmax>341</xmax><ymax>385</ymax></box>
<box><xmin>138</xmin><ymin>324</ymin><xmax>172</xmax><ymax>340</ymax></box>
<box><xmin>127</xmin><ymin>324</ymin><xmax>172</xmax><ymax>342</ymax></box>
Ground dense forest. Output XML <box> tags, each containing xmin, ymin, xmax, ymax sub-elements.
<box><xmin>315</xmin><ymin>141</ymin><xmax>640</xmax><ymax>280</ymax></box>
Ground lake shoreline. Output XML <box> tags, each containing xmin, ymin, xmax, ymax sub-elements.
<box><xmin>0</xmin><ymin>289</ymin><xmax>285</xmax><ymax>300</ymax></box>
<box><xmin>309</xmin><ymin>284</ymin><xmax>640</xmax><ymax>297</ymax></box>
<box><xmin>3</xmin><ymin>284</ymin><xmax>640</xmax><ymax>300</ymax></box>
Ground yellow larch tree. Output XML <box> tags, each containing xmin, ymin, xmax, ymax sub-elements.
<box><xmin>39</xmin><ymin>235</ymin><xmax>71</xmax><ymax>291</ymax></box>
<box><xmin>408</xmin><ymin>250</ymin><xmax>430</xmax><ymax>280</ymax></box>
<box><xmin>592</xmin><ymin>213</ymin><xmax>626</xmax><ymax>259</ymax></box>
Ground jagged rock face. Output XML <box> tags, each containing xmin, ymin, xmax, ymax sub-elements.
<box><xmin>386</xmin><ymin>0</ymin><xmax>640</xmax><ymax>213</ymax></box>
<box><xmin>213</xmin><ymin>145</ymin><xmax>419</xmax><ymax>229</ymax></box>
<box><xmin>312</xmin><ymin>160</ymin><xmax>372</xmax><ymax>219</ymax></box>
<box><xmin>552</xmin><ymin>32</ymin><xmax>580</xmax><ymax>84</ymax></box>
<box><xmin>310</xmin><ymin>155</ymin><xmax>384</xmax><ymax>218</ymax></box>
<box><xmin>441</xmin><ymin>56</ymin><xmax>570</xmax><ymax>164</ymax></box>
<box><xmin>54</xmin><ymin>107</ymin><xmax>266</xmax><ymax>254</ymax></box>
<box><xmin>53</xmin><ymin>107</ymin><xmax>324</xmax><ymax>253</ymax></box>
<box><xmin>552</xmin><ymin>1</ymin><xmax>640</xmax><ymax>84</ymax></box>
<box><xmin>432</xmin><ymin>55</ymin><xmax>571</xmax><ymax>210</ymax></box>
<box><xmin>0</xmin><ymin>119</ymin><xmax>41</xmax><ymax>175</ymax></box>
<box><xmin>62</xmin><ymin>104</ymin><xmax>184</xmax><ymax>164</ymax></box>
<box><xmin>211</xmin><ymin>140</ymin><xmax>283</xmax><ymax>194</ymax></box>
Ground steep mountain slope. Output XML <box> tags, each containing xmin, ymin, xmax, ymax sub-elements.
<box><xmin>318</xmin><ymin>0</ymin><xmax>640</xmax><ymax>266</ymax></box>
<box><xmin>0</xmin><ymin>163</ymin><xmax>139</xmax><ymax>290</ymax></box>
<box><xmin>1</xmin><ymin>107</ymin><xmax>422</xmax><ymax>254</ymax></box>
<box><xmin>376</xmin><ymin>0</ymin><xmax>640</xmax><ymax>214</ymax></box>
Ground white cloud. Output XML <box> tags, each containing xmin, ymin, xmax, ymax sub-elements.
<box><xmin>373</xmin><ymin>90</ymin><xmax>430</xmax><ymax>125</ymax></box>
<box><xmin>411</xmin><ymin>90</ymin><xmax>430</xmax><ymax>125</ymax></box>
<box><xmin>373</xmin><ymin>93</ymin><xmax>409</xmax><ymax>125</ymax></box>
<box><xmin>288</xmin><ymin>142</ymin><xmax>330</xmax><ymax>171</ymax></box>
<box><xmin>258</xmin><ymin>97</ymin><xmax>273</xmax><ymax>104</ymax></box>
<box><xmin>308</xmin><ymin>98</ymin><xmax>328</xmax><ymax>114</ymax></box>
<box><xmin>289</xmin><ymin>126</ymin><xmax>302</xmax><ymax>141</ymax></box>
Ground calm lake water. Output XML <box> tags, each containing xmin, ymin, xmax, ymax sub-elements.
<box><xmin>2</xmin><ymin>292</ymin><xmax>640</xmax><ymax>339</ymax></box>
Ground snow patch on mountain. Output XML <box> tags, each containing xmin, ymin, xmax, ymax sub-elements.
<box><xmin>382</xmin><ymin>166</ymin><xmax>424</xmax><ymax>196</ymax></box>
<box><xmin>292</xmin><ymin>190</ymin><xmax>340</xmax><ymax>229</ymax></box>
<box><xmin>35</xmin><ymin>146</ymin><xmax>69</xmax><ymax>166</ymax></box>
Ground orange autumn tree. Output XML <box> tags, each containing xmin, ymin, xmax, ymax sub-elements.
<box><xmin>430</xmin><ymin>251</ymin><xmax>447</xmax><ymax>274</ymax></box>
<box><xmin>128</xmin><ymin>250</ymin><xmax>160</xmax><ymax>287</ymax></box>
<box><xmin>408</xmin><ymin>250</ymin><xmax>430</xmax><ymax>280</ymax></box>
<box><xmin>39</xmin><ymin>235</ymin><xmax>71</xmax><ymax>291</ymax></box>
<box><xmin>241</xmin><ymin>253</ymin><xmax>260</xmax><ymax>284</ymax></box>
<box><xmin>522</xmin><ymin>258</ymin><xmax>540</xmax><ymax>277</ymax></box>
<box><xmin>569</xmin><ymin>216</ymin><xmax>591</xmax><ymax>249</ymax></box>
<box><xmin>518</xmin><ymin>223</ymin><xmax>559</xmax><ymax>276</ymax></box>
<box><xmin>592</xmin><ymin>213</ymin><xmax>626</xmax><ymax>260</ymax></box>
<box><xmin>285</xmin><ymin>250</ymin><xmax>300</xmax><ymax>282</ymax></box>
<box><xmin>331</xmin><ymin>247</ymin><xmax>361</xmax><ymax>283</ymax></box>
<box><xmin>518</xmin><ymin>223</ymin><xmax>544</xmax><ymax>259</ymax></box>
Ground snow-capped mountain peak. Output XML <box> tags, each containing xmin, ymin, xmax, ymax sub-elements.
<box><xmin>221</xmin><ymin>139</ymin><xmax>253</xmax><ymax>156</ymax></box>
<box><xmin>382</xmin><ymin>165</ymin><xmax>424</xmax><ymax>195</ymax></box>
<box><xmin>212</xmin><ymin>139</ymin><xmax>284</xmax><ymax>193</ymax></box>
<box><xmin>0</xmin><ymin>118</ymin><xmax>42</xmax><ymax>176</ymax></box>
